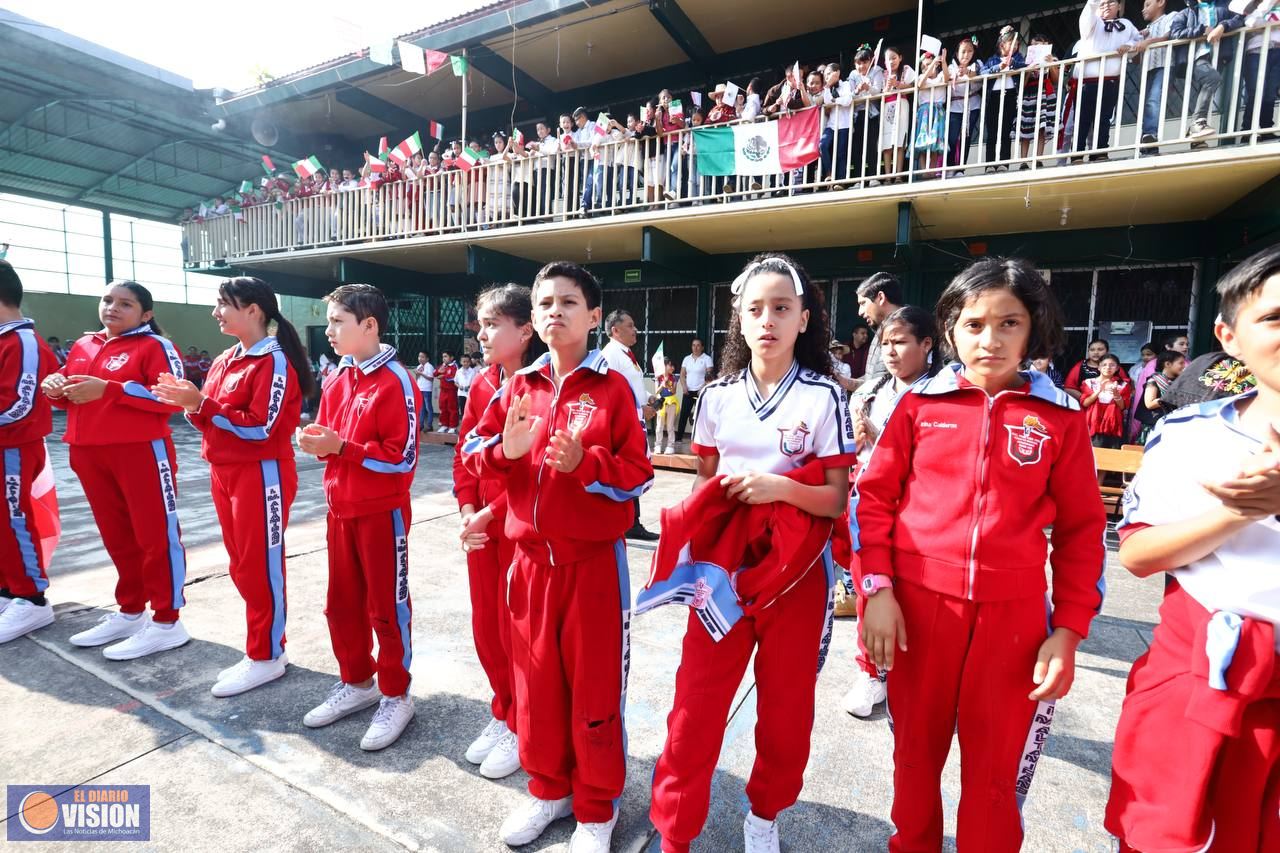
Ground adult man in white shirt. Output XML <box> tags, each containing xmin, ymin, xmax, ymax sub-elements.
<box><xmin>414</xmin><ymin>351</ymin><xmax>436</xmax><ymax>432</ymax></box>
<box><xmin>601</xmin><ymin>309</ymin><xmax>659</xmax><ymax>541</ymax></box>
<box><xmin>676</xmin><ymin>338</ymin><xmax>714</xmax><ymax>445</ymax></box>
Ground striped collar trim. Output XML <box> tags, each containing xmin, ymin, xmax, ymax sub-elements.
<box><xmin>742</xmin><ymin>360</ymin><xmax>801</xmax><ymax>421</ymax></box>
<box><xmin>918</xmin><ymin>363</ymin><xmax>1079</xmax><ymax>411</ymax></box>
<box><xmin>517</xmin><ymin>349</ymin><xmax>609</xmax><ymax>379</ymax></box>
<box><xmin>340</xmin><ymin>343</ymin><xmax>398</xmax><ymax>374</ymax></box>
<box><xmin>232</xmin><ymin>336</ymin><xmax>281</xmax><ymax>358</ymax></box>
<box><xmin>0</xmin><ymin>318</ymin><xmax>34</xmax><ymax>336</ymax></box>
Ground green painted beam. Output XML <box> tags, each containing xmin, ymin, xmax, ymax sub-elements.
<box><xmin>338</xmin><ymin>257</ymin><xmax>451</xmax><ymax>296</ymax></box>
<box><xmin>334</xmin><ymin>88</ymin><xmax>427</xmax><ymax>133</ymax></box>
<box><xmin>467</xmin><ymin>45</ymin><xmax>554</xmax><ymax>110</ymax></box>
<box><xmin>467</xmin><ymin>245</ymin><xmax>543</xmax><ymax>286</ymax></box>
<box><xmin>648</xmin><ymin>0</ymin><xmax>716</xmax><ymax>68</ymax></box>
<box><xmin>641</xmin><ymin>225</ymin><xmax>708</xmax><ymax>275</ymax></box>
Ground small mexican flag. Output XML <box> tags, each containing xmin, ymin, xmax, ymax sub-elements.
<box><xmin>669</xmin><ymin>99</ymin><xmax>684</xmax><ymax>121</ymax></box>
<box><xmin>457</xmin><ymin>145</ymin><xmax>484</xmax><ymax>171</ymax></box>
<box><xmin>293</xmin><ymin>155</ymin><xmax>323</xmax><ymax>178</ymax></box>
<box><xmin>389</xmin><ymin>131</ymin><xmax>423</xmax><ymax>165</ymax></box>
<box><xmin>239</xmin><ymin>180</ymin><xmax>254</xmax><ymax>194</ymax></box>
<box><xmin>650</xmin><ymin>341</ymin><xmax>666</xmax><ymax>377</ymax></box>
<box><xmin>427</xmin><ymin>121</ymin><xmax>444</xmax><ymax>140</ymax></box>
<box><xmin>274</xmin><ymin>198</ymin><xmax>284</xmax><ymax>210</ymax></box>
<box><xmin>692</xmin><ymin>107</ymin><xmax>820</xmax><ymax>176</ymax></box>
<box><xmin>594</xmin><ymin>112</ymin><xmax>610</xmax><ymax>137</ymax></box>
<box><xmin>378</xmin><ymin>136</ymin><xmax>389</xmax><ymax>162</ymax></box>
<box><xmin>451</xmin><ymin>54</ymin><xmax>468</xmax><ymax>76</ymax></box>
<box><xmin>366</xmin><ymin>154</ymin><xmax>387</xmax><ymax>174</ymax></box>
<box><xmin>425</xmin><ymin>49</ymin><xmax>449</xmax><ymax>74</ymax></box>
<box><xmin>512</xmin><ymin>127</ymin><xmax>525</xmax><ymax>148</ymax></box>
<box><xmin>261</xmin><ymin>155</ymin><xmax>275</xmax><ymax>175</ymax></box>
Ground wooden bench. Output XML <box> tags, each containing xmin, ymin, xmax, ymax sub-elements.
<box><xmin>1093</xmin><ymin>447</ymin><xmax>1144</xmax><ymax>515</ymax></box>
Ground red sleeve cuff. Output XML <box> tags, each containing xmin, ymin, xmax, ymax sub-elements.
<box><xmin>1050</xmin><ymin>603</ymin><xmax>1097</xmax><ymax>640</ymax></box>
<box><xmin>339</xmin><ymin>440</ymin><xmax>367</xmax><ymax>463</ymax></box>
<box><xmin>691</xmin><ymin>442</ymin><xmax>718</xmax><ymax>457</ymax></box>
<box><xmin>102</xmin><ymin>381</ymin><xmax>124</xmax><ymax>402</ymax></box>
<box><xmin>571</xmin><ymin>449</ymin><xmax>601</xmax><ymax>487</ymax></box>
<box><xmin>482</xmin><ymin>442</ymin><xmax>515</xmax><ymax>473</ymax></box>
<box><xmin>1115</xmin><ymin>522</ymin><xmax>1149</xmax><ymax>544</ymax></box>
<box><xmin>856</xmin><ymin>544</ymin><xmax>894</xmax><ymax>578</ymax></box>
<box><xmin>455</xmin><ymin>484</ymin><xmax>480</xmax><ymax>509</ymax></box>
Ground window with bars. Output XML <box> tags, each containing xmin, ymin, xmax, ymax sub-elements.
<box><xmin>597</xmin><ymin>285</ymin><xmax>700</xmax><ymax>375</ymax></box>
<box><xmin>434</xmin><ymin>296</ymin><xmax>466</xmax><ymax>361</ymax></box>
<box><xmin>388</xmin><ymin>296</ymin><xmax>431</xmax><ymax>363</ymax></box>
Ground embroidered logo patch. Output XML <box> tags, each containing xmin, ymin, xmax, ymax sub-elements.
<box><xmin>1005</xmin><ymin>415</ymin><xmax>1052</xmax><ymax>466</ymax></box>
<box><xmin>223</xmin><ymin>371</ymin><xmax>246</xmax><ymax>392</ymax></box>
<box><xmin>566</xmin><ymin>393</ymin><xmax>597</xmax><ymax>433</ymax></box>
<box><xmin>691</xmin><ymin>577</ymin><xmax>712</xmax><ymax>610</ymax></box>
<box><xmin>777</xmin><ymin>420</ymin><xmax>810</xmax><ymax>456</ymax></box>
<box><xmin>103</xmin><ymin>354</ymin><xmax>130</xmax><ymax>372</ymax></box>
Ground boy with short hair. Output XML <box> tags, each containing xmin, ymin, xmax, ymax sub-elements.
<box><xmin>296</xmin><ymin>284</ymin><xmax>422</xmax><ymax>751</ymax></box>
<box><xmin>0</xmin><ymin>260</ymin><xmax>59</xmax><ymax>643</ymax></box>
<box><xmin>1131</xmin><ymin>0</ymin><xmax>1176</xmax><ymax>151</ymax></box>
<box><xmin>463</xmin><ymin>261</ymin><xmax>653</xmax><ymax>852</ymax></box>
<box><xmin>456</xmin><ymin>353</ymin><xmax>478</xmax><ymax>422</ymax></box>
<box><xmin>1106</xmin><ymin>243</ymin><xmax>1280</xmax><ymax>851</ymax></box>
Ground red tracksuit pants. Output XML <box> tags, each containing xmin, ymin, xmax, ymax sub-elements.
<box><xmin>1</xmin><ymin>443</ymin><xmax>51</xmax><ymax>597</ymax></box>
<box><xmin>468</xmin><ymin>517</ymin><xmax>516</xmax><ymax>729</ymax></box>
<box><xmin>69</xmin><ymin>439</ymin><xmax>187</xmax><ymax>622</ymax></box>
<box><xmin>439</xmin><ymin>387</ymin><xmax>459</xmax><ymax>429</ymax></box>
<box><xmin>1107</xmin><ymin>583</ymin><xmax>1280</xmax><ymax>853</ymax></box>
<box><xmin>886</xmin><ymin>580</ymin><xmax>1053</xmax><ymax>853</ymax></box>
<box><xmin>325</xmin><ymin>501</ymin><xmax>413</xmax><ymax>697</ymax></box>
<box><xmin>210</xmin><ymin>459</ymin><xmax>297</xmax><ymax>661</ymax></box>
<box><xmin>652</xmin><ymin>561</ymin><xmax>829</xmax><ymax>853</ymax></box>
<box><xmin>508</xmin><ymin>541</ymin><xmax>629</xmax><ymax>824</ymax></box>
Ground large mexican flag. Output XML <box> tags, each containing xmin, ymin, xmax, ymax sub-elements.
<box><xmin>693</xmin><ymin>107</ymin><xmax>820</xmax><ymax>177</ymax></box>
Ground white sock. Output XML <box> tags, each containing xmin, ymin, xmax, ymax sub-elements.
<box><xmin>153</xmin><ymin>620</ymin><xmax>176</xmax><ymax>630</ymax></box>
<box><xmin>121</xmin><ymin>612</ymin><xmax>143</xmax><ymax>621</ymax></box>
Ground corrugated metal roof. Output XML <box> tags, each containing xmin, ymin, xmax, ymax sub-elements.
<box><xmin>227</xmin><ymin>0</ymin><xmax>521</xmax><ymax>98</ymax></box>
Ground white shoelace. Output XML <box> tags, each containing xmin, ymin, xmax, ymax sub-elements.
<box><xmin>745</xmin><ymin>819</ymin><xmax>776</xmax><ymax>844</ymax></box>
<box><xmin>371</xmin><ymin>696</ymin><xmax>399</xmax><ymax>726</ymax></box>
<box><xmin>478</xmin><ymin>717</ymin><xmax>506</xmax><ymax>740</ymax></box>
<box><xmin>323</xmin><ymin>681</ymin><xmax>356</xmax><ymax>708</ymax></box>
<box><xmin>493</xmin><ymin>732</ymin><xmax>517</xmax><ymax>755</ymax></box>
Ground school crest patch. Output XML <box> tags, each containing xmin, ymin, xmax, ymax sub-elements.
<box><xmin>566</xmin><ymin>393</ymin><xmax>597</xmax><ymax>433</ymax></box>
<box><xmin>1005</xmin><ymin>415</ymin><xmax>1052</xmax><ymax>466</ymax></box>
<box><xmin>103</xmin><ymin>354</ymin><xmax>130</xmax><ymax>372</ymax></box>
<box><xmin>777</xmin><ymin>420</ymin><xmax>810</xmax><ymax>456</ymax></box>
<box><xmin>223</xmin><ymin>371</ymin><xmax>246</xmax><ymax>392</ymax></box>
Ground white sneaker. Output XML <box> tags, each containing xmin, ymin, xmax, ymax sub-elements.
<box><xmin>479</xmin><ymin>729</ymin><xmax>521</xmax><ymax>779</ymax></box>
<box><xmin>841</xmin><ymin>670</ymin><xmax>887</xmax><ymax>718</ymax></box>
<box><xmin>500</xmin><ymin>795</ymin><xmax>573</xmax><ymax>846</ymax></box>
<box><xmin>466</xmin><ymin>717</ymin><xmax>508</xmax><ymax>764</ymax></box>
<box><xmin>217</xmin><ymin>655</ymin><xmax>252</xmax><ymax>682</ymax></box>
<box><xmin>211</xmin><ymin>653</ymin><xmax>288</xmax><ymax>697</ymax></box>
<box><xmin>69</xmin><ymin>611</ymin><xmax>147</xmax><ymax>647</ymax></box>
<box><xmin>303</xmin><ymin>680</ymin><xmax>382</xmax><ymax>728</ymax></box>
<box><xmin>437</xmin><ymin>426</ymin><xmax>448</xmax><ymax>433</ymax></box>
<box><xmin>743</xmin><ymin>811</ymin><xmax>780</xmax><ymax>853</ymax></box>
<box><xmin>360</xmin><ymin>694</ymin><xmax>415</xmax><ymax>750</ymax></box>
<box><xmin>103</xmin><ymin>619</ymin><xmax>190</xmax><ymax>660</ymax></box>
<box><xmin>0</xmin><ymin>598</ymin><xmax>54</xmax><ymax>643</ymax></box>
<box><xmin>0</xmin><ymin>596</ymin><xmax>10</xmax><ymax>616</ymax></box>
<box><xmin>569</xmin><ymin>808</ymin><xmax>618</xmax><ymax>853</ymax></box>
<box><xmin>663</xmin><ymin>445</ymin><xmax>675</xmax><ymax>455</ymax></box>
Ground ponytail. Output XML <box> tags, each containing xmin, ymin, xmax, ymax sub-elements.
<box><xmin>114</xmin><ymin>280</ymin><xmax>165</xmax><ymax>335</ymax></box>
<box><xmin>475</xmin><ymin>282</ymin><xmax>544</xmax><ymax>367</ymax></box>
<box><xmin>218</xmin><ymin>276</ymin><xmax>317</xmax><ymax>397</ymax></box>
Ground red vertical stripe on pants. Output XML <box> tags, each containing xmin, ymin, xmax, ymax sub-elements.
<box><xmin>651</xmin><ymin>561</ymin><xmax>829</xmax><ymax>852</ymax></box>
<box><xmin>69</xmin><ymin>439</ymin><xmax>186</xmax><ymax>621</ymax></box>
<box><xmin>0</xmin><ymin>442</ymin><xmax>50</xmax><ymax>596</ymax></box>
<box><xmin>508</xmin><ymin>542</ymin><xmax>628</xmax><ymax>824</ymax></box>
<box><xmin>211</xmin><ymin>458</ymin><xmax>298</xmax><ymax>661</ymax></box>
<box><xmin>467</xmin><ymin>520</ymin><xmax>517</xmax><ymax>729</ymax></box>
<box><xmin>324</xmin><ymin>502</ymin><xmax>413</xmax><ymax>697</ymax></box>
<box><xmin>885</xmin><ymin>580</ymin><xmax>1051</xmax><ymax>853</ymax></box>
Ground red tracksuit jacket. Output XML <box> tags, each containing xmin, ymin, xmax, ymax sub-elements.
<box><xmin>187</xmin><ymin>337</ymin><xmax>301</xmax><ymax>464</ymax></box>
<box><xmin>854</xmin><ymin>366</ymin><xmax>1107</xmax><ymax>639</ymax></box>
<box><xmin>52</xmin><ymin>325</ymin><xmax>185</xmax><ymax>444</ymax></box>
<box><xmin>461</xmin><ymin>350</ymin><xmax>654</xmax><ymax>565</ymax></box>
<box><xmin>453</xmin><ymin>363</ymin><xmax>508</xmax><ymax>517</ymax></box>
<box><xmin>0</xmin><ymin>319</ymin><xmax>57</xmax><ymax>448</ymax></box>
<box><xmin>316</xmin><ymin>345</ymin><xmax>422</xmax><ymax>518</ymax></box>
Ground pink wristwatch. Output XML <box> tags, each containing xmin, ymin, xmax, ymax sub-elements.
<box><xmin>860</xmin><ymin>574</ymin><xmax>893</xmax><ymax>596</ymax></box>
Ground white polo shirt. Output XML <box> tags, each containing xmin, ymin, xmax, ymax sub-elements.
<box><xmin>691</xmin><ymin>361</ymin><xmax>857</xmax><ymax>475</ymax></box>
<box><xmin>414</xmin><ymin>360</ymin><xmax>435</xmax><ymax>392</ymax></box>
<box><xmin>681</xmin><ymin>352</ymin><xmax>714</xmax><ymax>392</ymax></box>
<box><xmin>601</xmin><ymin>338</ymin><xmax>646</xmax><ymax>417</ymax></box>
<box><xmin>1120</xmin><ymin>392</ymin><xmax>1280</xmax><ymax>646</ymax></box>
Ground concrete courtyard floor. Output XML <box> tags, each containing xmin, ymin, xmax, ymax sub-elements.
<box><xmin>0</xmin><ymin>415</ymin><xmax>1161</xmax><ymax>852</ymax></box>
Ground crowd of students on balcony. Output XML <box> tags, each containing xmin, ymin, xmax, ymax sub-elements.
<box><xmin>181</xmin><ymin>0</ymin><xmax>1280</xmax><ymax>241</ymax></box>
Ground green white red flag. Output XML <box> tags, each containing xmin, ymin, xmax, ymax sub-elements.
<box><xmin>692</xmin><ymin>107</ymin><xmax>820</xmax><ymax>176</ymax></box>
<box><xmin>378</xmin><ymin>136</ymin><xmax>389</xmax><ymax>162</ymax></box>
<box><xmin>389</xmin><ymin>132</ymin><xmax>422</xmax><ymax>165</ymax></box>
<box><xmin>457</xmin><ymin>146</ymin><xmax>484</xmax><ymax>170</ymax></box>
<box><xmin>293</xmin><ymin>155</ymin><xmax>323</xmax><ymax>178</ymax></box>
<box><xmin>261</xmin><ymin>155</ymin><xmax>275</xmax><ymax>175</ymax></box>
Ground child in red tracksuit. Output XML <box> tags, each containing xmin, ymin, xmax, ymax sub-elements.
<box><xmin>153</xmin><ymin>277</ymin><xmax>311</xmax><ymax>698</ymax></box>
<box><xmin>855</xmin><ymin>257</ymin><xmax>1107</xmax><ymax>853</ymax></box>
<box><xmin>42</xmin><ymin>281</ymin><xmax>192</xmax><ymax>662</ymax></box>
<box><xmin>648</xmin><ymin>254</ymin><xmax>856</xmax><ymax>853</ymax></box>
<box><xmin>0</xmin><ymin>260</ymin><xmax>60</xmax><ymax>643</ymax></box>
<box><xmin>437</xmin><ymin>351</ymin><xmax>459</xmax><ymax>432</ymax></box>
<box><xmin>296</xmin><ymin>284</ymin><xmax>421</xmax><ymax>752</ymax></box>
<box><xmin>1105</xmin><ymin>243</ymin><xmax>1280</xmax><ymax>853</ymax></box>
<box><xmin>463</xmin><ymin>261</ymin><xmax>652</xmax><ymax>851</ymax></box>
<box><xmin>454</xmin><ymin>283</ymin><xmax>538</xmax><ymax>780</ymax></box>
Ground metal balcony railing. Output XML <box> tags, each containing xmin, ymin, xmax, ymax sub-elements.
<box><xmin>183</xmin><ymin>25</ymin><xmax>1280</xmax><ymax>268</ymax></box>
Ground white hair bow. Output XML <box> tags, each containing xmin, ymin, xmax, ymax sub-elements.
<box><xmin>730</xmin><ymin>258</ymin><xmax>805</xmax><ymax>297</ymax></box>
